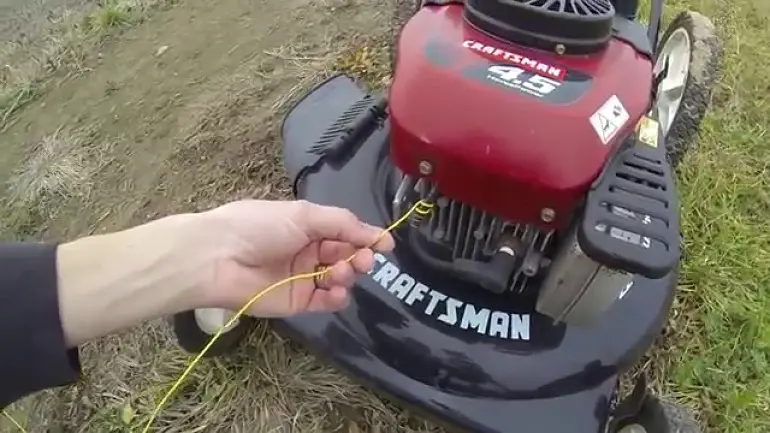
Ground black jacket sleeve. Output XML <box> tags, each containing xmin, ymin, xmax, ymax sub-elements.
<box><xmin>0</xmin><ymin>243</ymin><xmax>81</xmax><ymax>408</ymax></box>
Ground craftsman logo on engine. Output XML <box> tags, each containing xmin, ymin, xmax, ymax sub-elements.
<box><xmin>463</xmin><ymin>40</ymin><xmax>566</xmax><ymax>81</ymax></box>
<box><xmin>368</xmin><ymin>253</ymin><xmax>531</xmax><ymax>341</ymax></box>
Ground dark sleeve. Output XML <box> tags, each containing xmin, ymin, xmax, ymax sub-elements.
<box><xmin>0</xmin><ymin>243</ymin><xmax>81</xmax><ymax>409</ymax></box>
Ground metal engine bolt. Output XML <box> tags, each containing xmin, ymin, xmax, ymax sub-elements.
<box><xmin>418</xmin><ymin>160</ymin><xmax>433</xmax><ymax>175</ymax></box>
<box><xmin>540</xmin><ymin>208</ymin><xmax>556</xmax><ymax>223</ymax></box>
<box><xmin>523</xmin><ymin>265</ymin><xmax>538</xmax><ymax>277</ymax></box>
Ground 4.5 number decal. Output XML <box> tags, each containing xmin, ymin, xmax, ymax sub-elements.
<box><xmin>486</xmin><ymin>65</ymin><xmax>562</xmax><ymax>98</ymax></box>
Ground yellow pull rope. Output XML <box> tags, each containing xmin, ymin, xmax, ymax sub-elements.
<box><xmin>138</xmin><ymin>200</ymin><xmax>433</xmax><ymax>432</ymax></box>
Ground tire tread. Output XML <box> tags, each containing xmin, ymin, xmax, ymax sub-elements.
<box><xmin>656</xmin><ymin>11</ymin><xmax>723</xmax><ymax>168</ymax></box>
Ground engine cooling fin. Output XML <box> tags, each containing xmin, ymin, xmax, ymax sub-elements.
<box><xmin>464</xmin><ymin>0</ymin><xmax>616</xmax><ymax>54</ymax></box>
<box><xmin>397</xmin><ymin>178</ymin><xmax>556</xmax><ymax>295</ymax></box>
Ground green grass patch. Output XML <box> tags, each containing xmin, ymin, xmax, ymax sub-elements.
<box><xmin>650</xmin><ymin>0</ymin><xmax>770</xmax><ymax>432</ymax></box>
<box><xmin>0</xmin><ymin>79</ymin><xmax>39</xmax><ymax>130</ymax></box>
<box><xmin>87</xmin><ymin>1</ymin><xmax>133</xmax><ymax>31</ymax></box>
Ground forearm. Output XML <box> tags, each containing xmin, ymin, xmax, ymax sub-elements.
<box><xmin>58</xmin><ymin>213</ymin><xmax>213</xmax><ymax>347</ymax></box>
<box><xmin>0</xmin><ymin>213</ymin><xmax>217</xmax><ymax>407</ymax></box>
<box><xmin>0</xmin><ymin>242</ymin><xmax>76</xmax><ymax>408</ymax></box>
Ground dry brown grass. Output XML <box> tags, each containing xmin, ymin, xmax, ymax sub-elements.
<box><xmin>0</xmin><ymin>122</ymin><xmax>122</xmax><ymax>240</ymax></box>
<box><xmin>6</xmin><ymin>128</ymin><xmax>90</xmax><ymax>206</ymax></box>
<box><xmin>0</xmin><ymin>1</ymin><xmax>439</xmax><ymax>431</ymax></box>
<box><xmin>3</xmin><ymin>0</ymin><xmax>766</xmax><ymax>432</ymax></box>
<box><xmin>0</xmin><ymin>0</ymin><xmax>177</xmax><ymax>132</ymax></box>
<box><xmin>30</xmin><ymin>320</ymin><xmax>443</xmax><ymax>433</ymax></box>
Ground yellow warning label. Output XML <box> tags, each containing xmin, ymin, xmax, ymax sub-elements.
<box><xmin>637</xmin><ymin>116</ymin><xmax>659</xmax><ymax>148</ymax></box>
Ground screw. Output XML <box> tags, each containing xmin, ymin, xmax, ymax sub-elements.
<box><xmin>555</xmin><ymin>44</ymin><xmax>566</xmax><ymax>55</ymax></box>
<box><xmin>418</xmin><ymin>160</ymin><xmax>433</xmax><ymax>175</ymax></box>
<box><xmin>541</xmin><ymin>208</ymin><xmax>555</xmax><ymax>223</ymax></box>
<box><xmin>524</xmin><ymin>265</ymin><xmax>538</xmax><ymax>277</ymax></box>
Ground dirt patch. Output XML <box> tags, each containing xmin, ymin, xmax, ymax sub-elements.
<box><xmin>0</xmin><ymin>0</ymin><xmax>94</xmax><ymax>44</ymax></box>
<box><xmin>0</xmin><ymin>0</ymin><xmax>443</xmax><ymax>431</ymax></box>
<box><xmin>1</xmin><ymin>0</ymin><xmax>386</xmax><ymax>238</ymax></box>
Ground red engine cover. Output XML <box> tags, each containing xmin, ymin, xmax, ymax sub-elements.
<box><xmin>389</xmin><ymin>4</ymin><xmax>653</xmax><ymax>229</ymax></box>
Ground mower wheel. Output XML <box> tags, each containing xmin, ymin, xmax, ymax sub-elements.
<box><xmin>654</xmin><ymin>11</ymin><xmax>723</xmax><ymax>168</ymax></box>
<box><xmin>390</xmin><ymin>0</ymin><xmax>422</xmax><ymax>71</ymax></box>
<box><xmin>616</xmin><ymin>396</ymin><xmax>702</xmax><ymax>433</ymax></box>
<box><xmin>172</xmin><ymin>308</ymin><xmax>253</xmax><ymax>357</ymax></box>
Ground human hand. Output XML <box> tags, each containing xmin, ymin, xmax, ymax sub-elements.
<box><xmin>197</xmin><ymin>199</ymin><xmax>395</xmax><ymax>317</ymax></box>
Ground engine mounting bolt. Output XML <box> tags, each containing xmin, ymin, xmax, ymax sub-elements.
<box><xmin>419</xmin><ymin>160</ymin><xmax>433</xmax><ymax>175</ymax></box>
<box><xmin>541</xmin><ymin>208</ymin><xmax>556</xmax><ymax>222</ymax></box>
<box><xmin>555</xmin><ymin>44</ymin><xmax>566</xmax><ymax>55</ymax></box>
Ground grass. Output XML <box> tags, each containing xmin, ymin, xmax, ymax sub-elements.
<box><xmin>87</xmin><ymin>0</ymin><xmax>133</xmax><ymax>30</ymax></box>
<box><xmin>644</xmin><ymin>0</ymin><xmax>770</xmax><ymax>431</ymax></box>
<box><xmin>7</xmin><ymin>128</ymin><xmax>89</xmax><ymax>205</ymax></box>
<box><xmin>0</xmin><ymin>0</ymin><xmax>175</xmax><ymax>132</ymax></box>
<box><xmin>0</xmin><ymin>0</ymin><xmax>768</xmax><ymax>431</ymax></box>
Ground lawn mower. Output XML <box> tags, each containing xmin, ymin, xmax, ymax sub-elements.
<box><xmin>171</xmin><ymin>0</ymin><xmax>722</xmax><ymax>431</ymax></box>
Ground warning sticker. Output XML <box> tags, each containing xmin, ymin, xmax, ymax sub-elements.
<box><xmin>589</xmin><ymin>95</ymin><xmax>630</xmax><ymax>145</ymax></box>
<box><xmin>636</xmin><ymin>116</ymin><xmax>659</xmax><ymax>148</ymax></box>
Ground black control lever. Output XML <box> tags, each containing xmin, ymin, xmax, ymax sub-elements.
<box><xmin>452</xmin><ymin>249</ymin><xmax>519</xmax><ymax>294</ymax></box>
<box><xmin>578</xmin><ymin>122</ymin><xmax>680</xmax><ymax>278</ymax></box>
<box><xmin>308</xmin><ymin>94</ymin><xmax>387</xmax><ymax>164</ymax></box>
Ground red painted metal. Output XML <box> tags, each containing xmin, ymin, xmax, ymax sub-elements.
<box><xmin>388</xmin><ymin>4</ymin><xmax>653</xmax><ymax>229</ymax></box>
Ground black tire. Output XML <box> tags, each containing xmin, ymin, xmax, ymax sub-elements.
<box><xmin>390</xmin><ymin>0</ymin><xmax>422</xmax><ymax>71</ymax></box>
<box><xmin>616</xmin><ymin>396</ymin><xmax>702</xmax><ymax>433</ymax></box>
<box><xmin>655</xmin><ymin>11</ymin><xmax>723</xmax><ymax>168</ymax></box>
<box><xmin>172</xmin><ymin>309</ymin><xmax>253</xmax><ymax>357</ymax></box>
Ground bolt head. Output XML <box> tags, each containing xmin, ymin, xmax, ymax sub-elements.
<box><xmin>418</xmin><ymin>160</ymin><xmax>433</xmax><ymax>175</ymax></box>
<box><xmin>541</xmin><ymin>208</ymin><xmax>556</xmax><ymax>222</ymax></box>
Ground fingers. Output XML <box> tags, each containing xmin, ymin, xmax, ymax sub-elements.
<box><xmin>291</xmin><ymin>241</ymin><xmax>376</xmax><ymax>314</ymax></box>
<box><xmin>348</xmin><ymin>249</ymin><xmax>375</xmax><ymax>274</ymax></box>
<box><xmin>366</xmin><ymin>224</ymin><xmax>396</xmax><ymax>253</ymax></box>
<box><xmin>306</xmin><ymin>286</ymin><xmax>350</xmax><ymax>312</ymax></box>
<box><xmin>308</xmin><ymin>261</ymin><xmax>357</xmax><ymax>313</ymax></box>
<box><xmin>318</xmin><ymin>241</ymin><xmax>357</xmax><ymax>264</ymax></box>
<box><xmin>312</xmin><ymin>249</ymin><xmax>373</xmax><ymax>313</ymax></box>
<box><xmin>319</xmin><ymin>241</ymin><xmax>377</xmax><ymax>270</ymax></box>
<box><xmin>315</xmin><ymin>255</ymin><xmax>369</xmax><ymax>290</ymax></box>
<box><xmin>295</xmin><ymin>201</ymin><xmax>395</xmax><ymax>252</ymax></box>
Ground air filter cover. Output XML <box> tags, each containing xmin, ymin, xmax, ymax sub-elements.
<box><xmin>464</xmin><ymin>0</ymin><xmax>616</xmax><ymax>54</ymax></box>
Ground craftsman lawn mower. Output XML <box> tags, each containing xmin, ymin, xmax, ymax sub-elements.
<box><xmin>171</xmin><ymin>0</ymin><xmax>722</xmax><ymax>431</ymax></box>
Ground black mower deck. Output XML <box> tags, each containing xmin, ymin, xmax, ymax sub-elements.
<box><xmin>277</xmin><ymin>75</ymin><xmax>676</xmax><ymax>433</ymax></box>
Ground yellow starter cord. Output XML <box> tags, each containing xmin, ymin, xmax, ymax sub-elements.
<box><xmin>3</xmin><ymin>200</ymin><xmax>433</xmax><ymax>433</ymax></box>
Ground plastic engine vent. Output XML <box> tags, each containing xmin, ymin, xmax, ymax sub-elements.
<box><xmin>464</xmin><ymin>0</ymin><xmax>616</xmax><ymax>54</ymax></box>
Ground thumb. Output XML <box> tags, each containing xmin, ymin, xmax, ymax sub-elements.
<box><xmin>294</xmin><ymin>201</ymin><xmax>394</xmax><ymax>251</ymax></box>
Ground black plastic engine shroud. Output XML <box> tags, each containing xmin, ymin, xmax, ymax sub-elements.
<box><xmin>464</xmin><ymin>0</ymin><xmax>616</xmax><ymax>54</ymax></box>
<box><xmin>276</xmin><ymin>74</ymin><xmax>676</xmax><ymax>433</ymax></box>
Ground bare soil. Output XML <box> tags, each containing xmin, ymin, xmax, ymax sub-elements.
<box><xmin>0</xmin><ymin>0</ymin><xmax>442</xmax><ymax>431</ymax></box>
<box><xmin>0</xmin><ymin>0</ymin><xmax>95</xmax><ymax>44</ymax></box>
